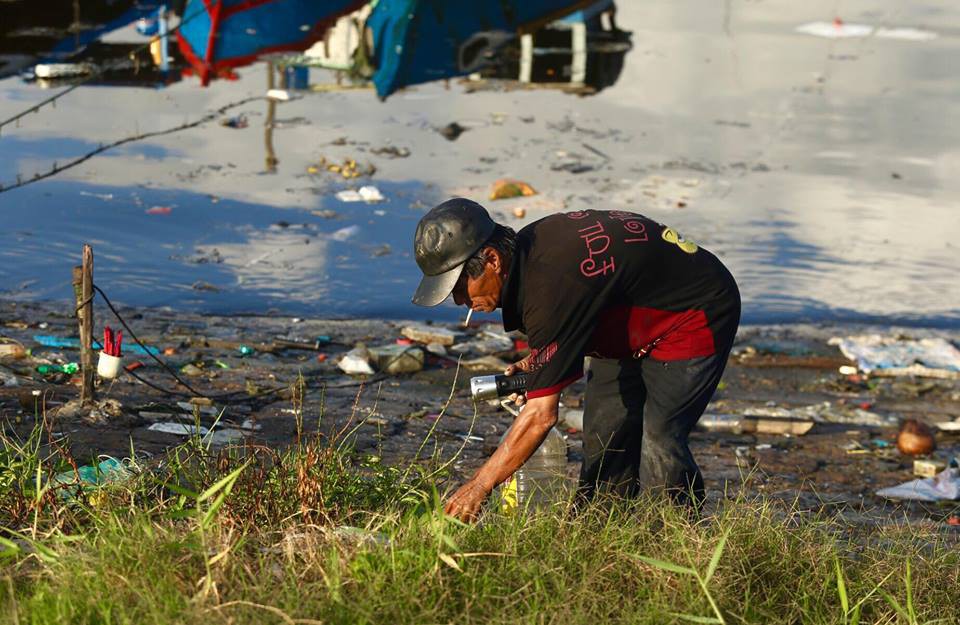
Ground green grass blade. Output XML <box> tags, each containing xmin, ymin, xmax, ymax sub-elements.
<box><xmin>880</xmin><ymin>590</ymin><xmax>909</xmax><ymax>620</ymax></box>
<box><xmin>669</xmin><ymin>612</ymin><xmax>722</xmax><ymax>624</ymax></box>
<box><xmin>197</xmin><ymin>461</ymin><xmax>247</xmax><ymax>503</ymax></box>
<box><xmin>905</xmin><ymin>559</ymin><xmax>915</xmax><ymax>624</ymax></box>
<box><xmin>161</xmin><ymin>480</ymin><xmax>199</xmax><ymax>500</ymax></box>
<box><xmin>200</xmin><ymin>490</ymin><xmax>230</xmax><ymax>531</ymax></box>
<box><xmin>167</xmin><ymin>509</ymin><xmax>198</xmax><ymax>520</ymax></box>
<box><xmin>636</xmin><ymin>555</ymin><xmax>695</xmax><ymax>576</ymax></box>
<box><xmin>835</xmin><ymin>557</ymin><xmax>849</xmax><ymax>615</ymax></box>
<box><xmin>197</xmin><ymin>462</ymin><xmax>247</xmax><ymax>529</ymax></box>
<box><xmin>1</xmin><ymin>530</ymin><xmax>58</xmax><ymax>563</ymax></box>
<box><xmin>0</xmin><ymin>536</ymin><xmax>21</xmax><ymax>560</ymax></box>
<box><xmin>704</xmin><ymin>526</ymin><xmax>731</xmax><ymax>584</ymax></box>
<box><xmin>851</xmin><ymin>569</ymin><xmax>896</xmax><ymax>614</ymax></box>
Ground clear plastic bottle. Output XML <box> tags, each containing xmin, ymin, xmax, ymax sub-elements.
<box><xmin>497</xmin><ymin>425</ymin><xmax>569</xmax><ymax>512</ymax></box>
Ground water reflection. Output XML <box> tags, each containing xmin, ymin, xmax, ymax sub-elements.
<box><xmin>0</xmin><ymin>1</ymin><xmax>176</xmax><ymax>85</ymax></box>
<box><xmin>1</xmin><ymin>1</ymin><xmax>958</xmax><ymax>325</ymax></box>
<box><xmin>3</xmin><ymin>0</ymin><xmax>632</xmax><ymax>97</ymax></box>
<box><xmin>0</xmin><ymin>179</ymin><xmax>434</xmax><ymax>317</ymax></box>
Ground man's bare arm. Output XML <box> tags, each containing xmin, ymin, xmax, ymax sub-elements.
<box><xmin>473</xmin><ymin>393</ymin><xmax>559</xmax><ymax>490</ymax></box>
<box><xmin>443</xmin><ymin>392</ymin><xmax>559</xmax><ymax>521</ymax></box>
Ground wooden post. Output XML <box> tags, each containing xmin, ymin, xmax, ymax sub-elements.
<box><xmin>73</xmin><ymin>245</ymin><xmax>95</xmax><ymax>404</ymax></box>
<box><xmin>264</xmin><ymin>61</ymin><xmax>278</xmax><ymax>172</ymax></box>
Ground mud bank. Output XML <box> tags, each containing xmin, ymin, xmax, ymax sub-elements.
<box><xmin>1</xmin><ymin>298</ymin><xmax>958</xmax><ymax>526</ymax></box>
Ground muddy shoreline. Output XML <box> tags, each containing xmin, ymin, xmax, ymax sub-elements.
<box><xmin>1</xmin><ymin>297</ymin><xmax>958</xmax><ymax>526</ymax></box>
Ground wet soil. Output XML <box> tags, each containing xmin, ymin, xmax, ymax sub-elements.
<box><xmin>1</xmin><ymin>299</ymin><xmax>958</xmax><ymax>527</ymax></box>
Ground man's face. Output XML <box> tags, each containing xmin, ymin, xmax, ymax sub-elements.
<box><xmin>451</xmin><ymin>247</ymin><xmax>504</xmax><ymax>313</ymax></box>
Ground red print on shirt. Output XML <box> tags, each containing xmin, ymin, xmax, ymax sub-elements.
<box><xmin>529</xmin><ymin>342</ymin><xmax>559</xmax><ymax>370</ymax></box>
<box><xmin>607</xmin><ymin>211</ymin><xmax>649</xmax><ymax>243</ymax></box>
<box><xmin>578</xmin><ymin>221</ymin><xmax>616</xmax><ymax>278</ymax></box>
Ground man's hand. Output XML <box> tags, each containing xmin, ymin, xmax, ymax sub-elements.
<box><xmin>444</xmin><ymin>478</ymin><xmax>492</xmax><ymax>523</ymax></box>
<box><xmin>505</xmin><ymin>354</ymin><xmax>533</xmax><ymax>407</ymax></box>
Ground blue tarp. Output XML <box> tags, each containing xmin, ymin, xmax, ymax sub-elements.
<box><xmin>366</xmin><ymin>0</ymin><xmax>593</xmax><ymax>99</ymax></box>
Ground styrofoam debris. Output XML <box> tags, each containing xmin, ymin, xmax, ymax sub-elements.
<box><xmin>876</xmin><ymin>460</ymin><xmax>960</xmax><ymax>501</ymax></box>
<box><xmin>338</xmin><ymin>347</ymin><xmax>375</xmax><ymax>375</ymax></box>
<box><xmin>148</xmin><ymin>422</ymin><xmax>209</xmax><ymax>436</ymax></box>
<box><xmin>176</xmin><ymin>401</ymin><xmax>219</xmax><ymax>415</ymax></box>
<box><xmin>743</xmin><ymin>401</ymin><xmax>897</xmax><ymax>427</ymax></box>
<box><xmin>329</xmin><ymin>225</ymin><xmax>361</xmax><ymax>241</ymax></box>
<box><xmin>875</xmin><ymin>27</ymin><xmax>937</xmax><ymax>42</ymax></box>
<box><xmin>796</xmin><ymin>21</ymin><xmax>873</xmax><ymax>39</ymax></box>
<box><xmin>359</xmin><ymin>185</ymin><xmax>384</xmax><ymax>202</ymax></box>
<box><xmin>425</xmin><ymin>342</ymin><xmax>447</xmax><ymax>356</ymax></box>
<box><xmin>370</xmin><ymin>344</ymin><xmax>424</xmax><ymax>374</ymax></box>
<box><xmin>560</xmin><ymin>408</ymin><xmax>583</xmax><ymax>431</ymax></box>
<box><xmin>335</xmin><ymin>186</ymin><xmax>385</xmax><ymax>203</ymax></box>
<box><xmin>35</xmin><ymin>62</ymin><xmax>96</xmax><ymax>78</ymax></box>
<box><xmin>266</xmin><ymin>89</ymin><xmax>297</xmax><ymax>101</ymax></box>
<box><xmin>796</xmin><ymin>21</ymin><xmax>936</xmax><ymax>42</ymax></box>
<box><xmin>829</xmin><ymin>335</ymin><xmax>960</xmax><ymax>378</ymax></box>
<box><xmin>206</xmin><ymin>428</ymin><xmax>245</xmax><ymax>446</ymax></box>
<box><xmin>451</xmin><ymin>332</ymin><xmax>514</xmax><ymax>356</ymax></box>
<box><xmin>401</xmin><ymin>324</ymin><xmax>457</xmax><ymax>346</ymax></box>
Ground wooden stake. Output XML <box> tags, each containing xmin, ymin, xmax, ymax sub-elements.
<box><xmin>74</xmin><ymin>245</ymin><xmax>95</xmax><ymax>404</ymax></box>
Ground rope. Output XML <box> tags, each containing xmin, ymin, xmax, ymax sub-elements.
<box><xmin>93</xmin><ymin>284</ymin><xmax>253</xmax><ymax>400</ymax></box>
<box><xmin>91</xmin><ymin>284</ymin><xmax>391</xmax><ymax>403</ymax></box>
<box><xmin>0</xmin><ymin>96</ymin><xmax>261</xmax><ymax>195</ymax></box>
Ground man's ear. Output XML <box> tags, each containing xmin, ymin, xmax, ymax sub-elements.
<box><xmin>483</xmin><ymin>247</ymin><xmax>502</xmax><ymax>273</ymax></box>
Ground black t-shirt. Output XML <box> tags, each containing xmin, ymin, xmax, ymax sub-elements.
<box><xmin>500</xmin><ymin>210</ymin><xmax>740</xmax><ymax>399</ymax></box>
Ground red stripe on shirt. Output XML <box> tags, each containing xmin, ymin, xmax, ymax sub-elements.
<box><xmin>526</xmin><ymin>372</ymin><xmax>584</xmax><ymax>399</ymax></box>
<box><xmin>588</xmin><ymin>306</ymin><xmax>716</xmax><ymax>361</ymax></box>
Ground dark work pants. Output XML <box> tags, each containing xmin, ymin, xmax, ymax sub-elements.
<box><xmin>578</xmin><ymin>323</ymin><xmax>738</xmax><ymax>506</ymax></box>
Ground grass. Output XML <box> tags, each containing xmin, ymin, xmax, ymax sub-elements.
<box><xmin>0</xmin><ymin>392</ymin><xmax>958</xmax><ymax>624</ymax></box>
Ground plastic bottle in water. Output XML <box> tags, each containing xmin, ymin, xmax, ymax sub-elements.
<box><xmin>36</xmin><ymin>363</ymin><xmax>79</xmax><ymax>375</ymax></box>
<box><xmin>497</xmin><ymin>425</ymin><xmax>568</xmax><ymax>512</ymax></box>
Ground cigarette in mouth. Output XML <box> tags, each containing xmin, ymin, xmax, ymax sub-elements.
<box><xmin>463</xmin><ymin>308</ymin><xmax>473</xmax><ymax>327</ymax></box>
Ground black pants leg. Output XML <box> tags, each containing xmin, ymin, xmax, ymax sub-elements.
<box><xmin>578</xmin><ymin>357</ymin><xmax>646</xmax><ymax>499</ymax></box>
<box><xmin>578</xmin><ymin>330</ymin><xmax>737</xmax><ymax>505</ymax></box>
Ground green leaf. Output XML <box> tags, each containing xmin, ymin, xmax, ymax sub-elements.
<box><xmin>162</xmin><ymin>481</ymin><xmax>199</xmax><ymax>500</ymax></box>
<box><xmin>880</xmin><ymin>590</ymin><xmax>908</xmax><ymax>620</ymax></box>
<box><xmin>197</xmin><ymin>462</ymin><xmax>248</xmax><ymax>503</ymax></box>
<box><xmin>1</xmin><ymin>531</ymin><xmax>58</xmax><ymax>563</ymax></box>
<box><xmin>197</xmin><ymin>462</ymin><xmax>248</xmax><ymax>530</ymax></box>
<box><xmin>167</xmin><ymin>509</ymin><xmax>197</xmax><ymax>520</ymax></box>
<box><xmin>905</xmin><ymin>559</ymin><xmax>915</xmax><ymax>624</ymax></box>
<box><xmin>835</xmin><ymin>558</ymin><xmax>849</xmax><ymax>615</ymax></box>
<box><xmin>704</xmin><ymin>526</ymin><xmax>731</xmax><ymax>584</ymax></box>
<box><xmin>200</xmin><ymin>489</ymin><xmax>230</xmax><ymax>530</ymax></box>
<box><xmin>440</xmin><ymin>533</ymin><xmax>459</xmax><ymax>552</ymax></box>
<box><xmin>669</xmin><ymin>612</ymin><xmax>722</xmax><ymax>624</ymax></box>
<box><xmin>0</xmin><ymin>536</ymin><xmax>22</xmax><ymax>559</ymax></box>
<box><xmin>636</xmin><ymin>555</ymin><xmax>695</xmax><ymax>576</ymax></box>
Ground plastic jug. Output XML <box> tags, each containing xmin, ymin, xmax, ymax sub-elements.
<box><xmin>497</xmin><ymin>425</ymin><xmax>569</xmax><ymax>512</ymax></box>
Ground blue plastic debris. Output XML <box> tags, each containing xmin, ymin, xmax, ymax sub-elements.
<box><xmin>52</xmin><ymin>457</ymin><xmax>131</xmax><ymax>498</ymax></box>
<box><xmin>33</xmin><ymin>335</ymin><xmax>160</xmax><ymax>356</ymax></box>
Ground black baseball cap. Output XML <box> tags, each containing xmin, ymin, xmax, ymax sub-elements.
<box><xmin>412</xmin><ymin>198</ymin><xmax>496</xmax><ymax>306</ymax></box>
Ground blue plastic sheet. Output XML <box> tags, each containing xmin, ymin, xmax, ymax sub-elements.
<box><xmin>32</xmin><ymin>335</ymin><xmax>160</xmax><ymax>356</ymax></box>
<box><xmin>52</xmin><ymin>457</ymin><xmax>132</xmax><ymax>498</ymax></box>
